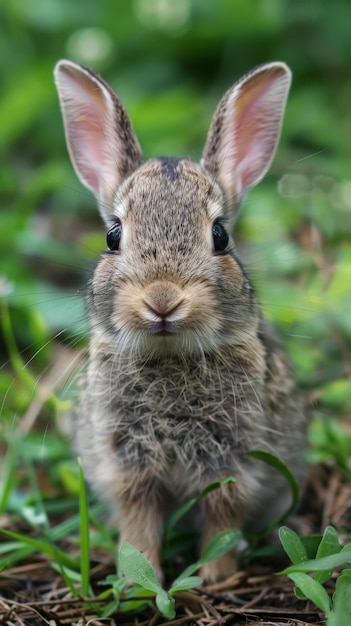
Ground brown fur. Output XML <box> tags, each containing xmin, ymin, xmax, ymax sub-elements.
<box><xmin>55</xmin><ymin>60</ymin><xmax>306</xmax><ymax>582</ymax></box>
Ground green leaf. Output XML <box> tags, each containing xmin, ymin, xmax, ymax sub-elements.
<box><xmin>288</xmin><ymin>572</ymin><xmax>331</xmax><ymax>616</ymax></box>
<box><xmin>155</xmin><ymin>589</ymin><xmax>175</xmax><ymax>619</ymax></box>
<box><xmin>120</xmin><ymin>584</ymin><xmax>154</xmax><ymax>612</ymax></box>
<box><xmin>0</xmin><ymin>541</ymin><xmax>26</xmax><ymax>556</ymax></box>
<box><xmin>294</xmin><ymin>586</ymin><xmax>308</xmax><ymax>600</ymax></box>
<box><xmin>166</xmin><ymin>476</ymin><xmax>236</xmax><ymax>533</ymax></box>
<box><xmin>101</xmin><ymin>598</ymin><xmax>121</xmax><ymax>618</ymax></box>
<box><xmin>279</xmin><ymin>526</ymin><xmax>308</xmax><ymax>565</ymax></box>
<box><xmin>327</xmin><ymin>570</ymin><xmax>351</xmax><ymax>626</ymax></box>
<box><xmin>308</xmin><ymin>418</ymin><xmax>351</xmax><ymax>476</ymax></box>
<box><xmin>247</xmin><ymin>450</ymin><xmax>299</xmax><ymax>527</ymax></box>
<box><xmin>172</xmin><ymin>528</ymin><xmax>242</xmax><ymax>584</ymax></box>
<box><xmin>169</xmin><ymin>576</ymin><xmax>202</xmax><ymax>593</ymax></box>
<box><xmin>320</xmin><ymin>379</ymin><xmax>351</xmax><ymax>411</ymax></box>
<box><xmin>97</xmin><ymin>576</ymin><xmax>126</xmax><ymax>618</ymax></box>
<box><xmin>58</xmin><ymin>461</ymin><xmax>80</xmax><ymax>495</ymax></box>
<box><xmin>119</xmin><ymin>542</ymin><xmax>162</xmax><ymax>594</ymax></box>
<box><xmin>300</xmin><ymin>534</ymin><xmax>327</xmax><ymax>558</ymax></box>
<box><xmin>314</xmin><ymin>526</ymin><xmax>340</xmax><ymax>585</ymax></box>
<box><xmin>98</xmin><ymin>574</ymin><xmax>126</xmax><ymax>596</ymax></box>
<box><xmin>280</xmin><ymin>550</ymin><xmax>351</xmax><ymax>575</ymax></box>
<box><xmin>19</xmin><ymin>432</ymin><xmax>70</xmax><ymax>463</ymax></box>
<box><xmin>200</xmin><ymin>529</ymin><xmax>242</xmax><ymax>565</ymax></box>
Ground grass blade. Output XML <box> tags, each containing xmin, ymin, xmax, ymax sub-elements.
<box><xmin>0</xmin><ymin>529</ymin><xmax>79</xmax><ymax>570</ymax></box>
<box><xmin>247</xmin><ymin>450</ymin><xmax>299</xmax><ymax>530</ymax></box>
<box><xmin>0</xmin><ymin>438</ymin><xmax>20</xmax><ymax>514</ymax></box>
<box><xmin>165</xmin><ymin>476</ymin><xmax>236</xmax><ymax>534</ymax></box>
<box><xmin>172</xmin><ymin>528</ymin><xmax>242</xmax><ymax>585</ymax></box>
<box><xmin>78</xmin><ymin>459</ymin><xmax>91</xmax><ymax>597</ymax></box>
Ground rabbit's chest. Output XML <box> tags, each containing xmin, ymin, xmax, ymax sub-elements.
<box><xmin>105</xmin><ymin>361</ymin><xmax>263</xmax><ymax>480</ymax></box>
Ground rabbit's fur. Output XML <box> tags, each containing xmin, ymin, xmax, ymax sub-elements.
<box><xmin>55</xmin><ymin>60</ymin><xmax>306</xmax><ymax>582</ymax></box>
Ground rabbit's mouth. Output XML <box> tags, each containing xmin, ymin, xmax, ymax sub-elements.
<box><xmin>141</xmin><ymin>289</ymin><xmax>186</xmax><ymax>337</ymax></box>
<box><xmin>148</xmin><ymin>319</ymin><xmax>180</xmax><ymax>337</ymax></box>
<box><xmin>154</xmin><ymin>329</ymin><xmax>174</xmax><ymax>337</ymax></box>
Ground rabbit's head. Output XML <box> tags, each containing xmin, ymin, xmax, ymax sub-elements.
<box><xmin>55</xmin><ymin>61</ymin><xmax>291</xmax><ymax>358</ymax></box>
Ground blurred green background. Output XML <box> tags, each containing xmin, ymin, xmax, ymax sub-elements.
<box><xmin>1</xmin><ymin>0</ymin><xmax>351</xmax><ymax>439</ymax></box>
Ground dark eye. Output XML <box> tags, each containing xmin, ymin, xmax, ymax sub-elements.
<box><xmin>106</xmin><ymin>219</ymin><xmax>122</xmax><ymax>251</ymax></box>
<box><xmin>212</xmin><ymin>219</ymin><xmax>229</xmax><ymax>252</ymax></box>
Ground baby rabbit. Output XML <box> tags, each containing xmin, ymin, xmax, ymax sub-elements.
<box><xmin>54</xmin><ymin>60</ymin><xmax>306</xmax><ymax>582</ymax></box>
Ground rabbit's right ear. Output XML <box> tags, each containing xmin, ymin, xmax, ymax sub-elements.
<box><xmin>201</xmin><ymin>62</ymin><xmax>291</xmax><ymax>213</ymax></box>
<box><xmin>54</xmin><ymin>60</ymin><xmax>142</xmax><ymax>221</ymax></box>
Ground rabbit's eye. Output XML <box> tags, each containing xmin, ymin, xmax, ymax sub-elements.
<box><xmin>212</xmin><ymin>219</ymin><xmax>229</xmax><ymax>252</ymax></box>
<box><xmin>106</xmin><ymin>219</ymin><xmax>122</xmax><ymax>251</ymax></box>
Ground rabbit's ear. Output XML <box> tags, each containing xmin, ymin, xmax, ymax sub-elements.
<box><xmin>202</xmin><ymin>62</ymin><xmax>291</xmax><ymax>209</ymax></box>
<box><xmin>54</xmin><ymin>60</ymin><xmax>142</xmax><ymax>219</ymax></box>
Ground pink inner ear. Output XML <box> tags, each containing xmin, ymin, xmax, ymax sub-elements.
<box><xmin>63</xmin><ymin>73</ymin><xmax>112</xmax><ymax>193</ymax></box>
<box><xmin>59</xmin><ymin>67</ymin><xmax>116</xmax><ymax>197</ymax></box>
<box><xmin>67</xmin><ymin>105</ymin><xmax>107</xmax><ymax>193</ymax></box>
<box><xmin>230</xmin><ymin>69</ymin><xmax>289</xmax><ymax>192</ymax></box>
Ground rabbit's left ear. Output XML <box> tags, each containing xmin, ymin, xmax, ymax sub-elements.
<box><xmin>201</xmin><ymin>62</ymin><xmax>291</xmax><ymax>206</ymax></box>
<box><xmin>54</xmin><ymin>60</ymin><xmax>142</xmax><ymax>218</ymax></box>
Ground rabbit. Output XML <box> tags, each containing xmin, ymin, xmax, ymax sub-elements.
<box><xmin>54</xmin><ymin>60</ymin><xmax>307</xmax><ymax>583</ymax></box>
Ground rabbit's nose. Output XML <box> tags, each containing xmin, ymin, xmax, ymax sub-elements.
<box><xmin>142</xmin><ymin>281</ymin><xmax>185</xmax><ymax>320</ymax></box>
<box><xmin>143</xmin><ymin>300</ymin><xmax>183</xmax><ymax>320</ymax></box>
